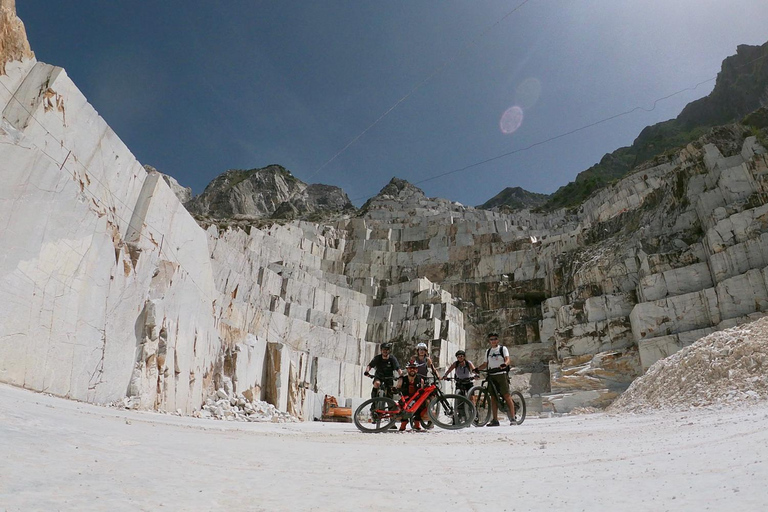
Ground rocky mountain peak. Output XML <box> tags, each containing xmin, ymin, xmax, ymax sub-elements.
<box><xmin>478</xmin><ymin>186</ymin><xmax>549</xmax><ymax>211</ymax></box>
<box><xmin>357</xmin><ymin>177</ymin><xmax>427</xmax><ymax>216</ymax></box>
<box><xmin>0</xmin><ymin>0</ymin><xmax>34</xmax><ymax>75</ymax></box>
<box><xmin>377</xmin><ymin>177</ymin><xmax>426</xmax><ymax>201</ymax></box>
<box><xmin>185</xmin><ymin>164</ymin><xmax>352</xmax><ymax>222</ymax></box>
<box><xmin>541</xmin><ymin>40</ymin><xmax>768</xmax><ymax>211</ymax></box>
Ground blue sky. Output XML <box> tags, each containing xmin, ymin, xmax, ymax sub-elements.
<box><xmin>17</xmin><ymin>1</ymin><xmax>768</xmax><ymax>207</ymax></box>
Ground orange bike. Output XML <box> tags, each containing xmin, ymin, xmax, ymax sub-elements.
<box><xmin>353</xmin><ymin>374</ymin><xmax>476</xmax><ymax>433</ymax></box>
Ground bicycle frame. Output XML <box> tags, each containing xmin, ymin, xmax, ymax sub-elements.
<box><xmin>478</xmin><ymin>373</ymin><xmax>507</xmax><ymax>410</ymax></box>
<box><xmin>444</xmin><ymin>377</ymin><xmax>473</xmax><ymax>396</ymax></box>
<box><xmin>355</xmin><ymin>374</ymin><xmax>476</xmax><ymax>432</ymax></box>
<box><xmin>370</xmin><ymin>381</ymin><xmax>436</xmax><ymax>420</ymax></box>
<box><xmin>469</xmin><ymin>369</ymin><xmax>526</xmax><ymax>426</ymax></box>
<box><xmin>370</xmin><ymin>376</ymin><xmax>457</xmax><ymax>419</ymax></box>
<box><xmin>367</xmin><ymin>374</ymin><xmax>397</xmax><ymax>398</ymax></box>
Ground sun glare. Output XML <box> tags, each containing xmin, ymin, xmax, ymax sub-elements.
<box><xmin>500</xmin><ymin>106</ymin><xmax>524</xmax><ymax>134</ymax></box>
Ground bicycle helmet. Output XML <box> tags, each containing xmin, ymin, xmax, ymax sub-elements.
<box><xmin>455</xmin><ymin>350</ymin><xmax>466</xmax><ymax>357</ymax></box>
<box><xmin>405</xmin><ymin>361</ymin><xmax>418</xmax><ymax>369</ymax></box>
<box><xmin>381</xmin><ymin>342</ymin><xmax>393</xmax><ymax>350</ymax></box>
<box><xmin>416</xmin><ymin>342</ymin><xmax>428</xmax><ymax>351</ymax></box>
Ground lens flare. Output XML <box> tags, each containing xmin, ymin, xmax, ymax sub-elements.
<box><xmin>499</xmin><ymin>106</ymin><xmax>524</xmax><ymax>134</ymax></box>
<box><xmin>515</xmin><ymin>78</ymin><xmax>541</xmax><ymax>109</ymax></box>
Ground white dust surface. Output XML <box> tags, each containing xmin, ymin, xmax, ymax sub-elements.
<box><xmin>1</xmin><ymin>383</ymin><xmax>767</xmax><ymax>511</ymax></box>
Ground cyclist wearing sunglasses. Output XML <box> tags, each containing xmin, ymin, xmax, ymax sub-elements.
<box><xmin>473</xmin><ymin>333</ymin><xmax>516</xmax><ymax>426</ymax></box>
<box><xmin>364</xmin><ymin>342</ymin><xmax>402</xmax><ymax>399</ymax></box>
<box><xmin>410</xmin><ymin>342</ymin><xmax>440</xmax><ymax>379</ymax></box>
<box><xmin>441</xmin><ymin>350</ymin><xmax>476</xmax><ymax>395</ymax></box>
<box><xmin>395</xmin><ymin>362</ymin><xmax>426</xmax><ymax>431</ymax></box>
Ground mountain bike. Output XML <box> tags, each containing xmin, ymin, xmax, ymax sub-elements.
<box><xmin>365</xmin><ymin>374</ymin><xmax>397</xmax><ymax>399</ymax></box>
<box><xmin>363</xmin><ymin>374</ymin><xmax>399</xmax><ymax>428</ymax></box>
<box><xmin>443</xmin><ymin>376</ymin><xmax>474</xmax><ymax>397</ymax></box>
<box><xmin>442</xmin><ymin>377</ymin><xmax>474</xmax><ymax>425</ymax></box>
<box><xmin>468</xmin><ymin>369</ymin><xmax>526</xmax><ymax>426</ymax></box>
<box><xmin>354</xmin><ymin>373</ymin><xmax>476</xmax><ymax>433</ymax></box>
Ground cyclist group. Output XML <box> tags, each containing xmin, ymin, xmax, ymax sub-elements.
<box><xmin>363</xmin><ymin>332</ymin><xmax>517</xmax><ymax>431</ymax></box>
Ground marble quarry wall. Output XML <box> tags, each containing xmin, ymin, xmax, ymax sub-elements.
<box><xmin>0</xmin><ymin>55</ymin><xmax>466</xmax><ymax>417</ymax></box>
<box><xmin>345</xmin><ymin>131</ymin><xmax>768</xmax><ymax>412</ymax></box>
<box><xmin>0</xmin><ymin>59</ymin><xmax>221</xmax><ymax>412</ymax></box>
<box><xmin>3</xmin><ymin>4</ymin><xmax>768</xmax><ymax>416</ymax></box>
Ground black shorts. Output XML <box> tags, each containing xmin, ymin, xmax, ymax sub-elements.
<box><xmin>374</xmin><ymin>377</ymin><xmax>395</xmax><ymax>389</ymax></box>
<box><xmin>488</xmin><ymin>373</ymin><xmax>510</xmax><ymax>396</ymax></box>
<box><xmin>455</xmin><ymin>379</ymin><xmax>473</xmax><ymax>393</ymax></box>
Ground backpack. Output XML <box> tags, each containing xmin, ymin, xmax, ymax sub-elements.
<box><xmin>453</xmin><ymin>360</ymin><xmax>473</xmax><ymax>379</ymax></box>
<box><xmin>486</xmin><ymin>345</ymin><xmax>507</xmax><ymax>365</ymax></box>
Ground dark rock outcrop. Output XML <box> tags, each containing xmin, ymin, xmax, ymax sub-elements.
<box><xmin>478</xmin><ymin>186</ymin><xmax>549</xmax><ymax>211</ymax></box>
<box><xmin>0</xmin><ymin>0</ymin><xmax>34</xmax><ymax>75</ymax></box>
<box><xmin>185</xmin><ymin>164</ymin><xmax>353</xmax><ymax>221</ymax></box>
<box><xmin>272</xmin><ymin>183</ymin><xmax>354</xmax><ymax>221</ymax></box>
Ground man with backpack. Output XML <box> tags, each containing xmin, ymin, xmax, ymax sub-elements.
<box><xmin>473</xmin><ymin>332</ymin><xmax>517</xmax><ymax>426</ymax></box>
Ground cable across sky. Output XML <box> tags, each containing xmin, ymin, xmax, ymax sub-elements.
<box><xmin>306</xmin><ymin>0</ymin><xmax>533</xmax><ymax>181</ymax></box>
<box><xmin>350</xmin><ymin>49</ymin><xmax>768</xmax><ymax>203</ymax></box>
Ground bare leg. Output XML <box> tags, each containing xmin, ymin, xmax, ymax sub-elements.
<box><xmin>502</xmin><ymin>393</ymin><xmax>516</xmax><ymax>420</ymax></box>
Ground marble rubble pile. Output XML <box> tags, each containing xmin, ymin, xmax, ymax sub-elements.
<box><xmin>610</xmin><ymin>315</ymin><xmax>768</xmax><ymax>412</ymax></box>
<box><xmin>197</xmin><ymin>383</ymin><xmax>297</xmax><ymax>423</ymax></box>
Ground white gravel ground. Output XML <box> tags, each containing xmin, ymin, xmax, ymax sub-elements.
<box><xmin>2</xmin><ymin>384</ymin><xmax>768</xmax><ymax>511</ymax></box>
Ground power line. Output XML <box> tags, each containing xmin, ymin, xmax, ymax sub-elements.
<box><xmin>306</xmin><ymin>0</ymin><xmax>532</xmax><ymax>181</ymax></box>
<box><xmin>350</xmin><ymin>50</ymin><xmax>768</xmax><ymax>203</ymax></box>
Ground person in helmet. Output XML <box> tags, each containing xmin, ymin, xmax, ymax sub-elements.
<box><xmin>441</xmin><ymin>350</ymin><xmax>476</xmax><ymax>395</ymax></box>
<box><xmin>410</xmin><ymin>342</ymin><xmax>440</xmax><ymax>379</ymax></box>
<box><xmin>395</xmin><ymin>361</ymin><xmax>426</xmax><ymax>431</ymax></box>
<box><xmin>473</xmin><ymin>332</ymin><xmax>516</xmax><ymax>426</ymax></box>
<box><xmin>364</xmin><ymin>342</ymin><xmax>402</xmax><ymax>399</ymax></box>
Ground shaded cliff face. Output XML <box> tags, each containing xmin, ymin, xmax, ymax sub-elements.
<box><xmin>0</xmin><ymin>0</ymin><xmax>34</xmax><ymax>75</ymax></box>
<box><xmin>186</xmin><ymin>164</ymin><xmax>353</xmax><ymax>221</ymax></box>
<box><xmin>272</xmin><ymin>183</ymin><xmax>355</xmax><ymax>221</ymax></box>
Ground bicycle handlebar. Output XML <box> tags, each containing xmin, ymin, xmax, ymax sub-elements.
<box><xmin>473</xmin><ymin>366</ymin><xmax>512</xmax><ymax>374</ymax></box>
<box><xmin>364</xmin><ymin>373</ymin><xmax>397</xmax><ymax>381</ymax></box>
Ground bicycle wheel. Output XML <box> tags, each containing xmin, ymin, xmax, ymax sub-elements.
<box><xmin>467</xmin><ymin>386</ymin><xmax>491</xmax><ymax>427</ymax></box>
<box><xmin>427</xmin><ymin>394</ymin><xmax>475</xmax><ymax>430</ymax></box>
<box><xmin>510</xmin><ymin>391</ymin><xmax>526</xmax><ymax>425</ymax></box>
<box><xmin>353</xmin><ymin>397</ymin><xmax>399</xmax><ymax>433</ymax></box>
<box><xmin>410</xmin><ymin>414</ymin><xmax>433</xmax><ymax>430</ymax></box>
